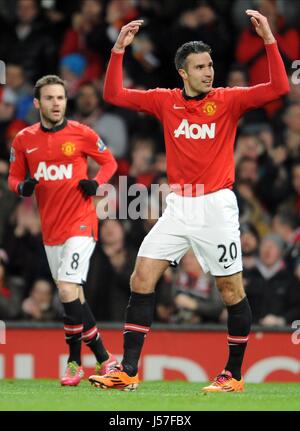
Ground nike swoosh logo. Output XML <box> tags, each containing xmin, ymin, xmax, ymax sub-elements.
<box><xmin>173</xmin><ymin>104</ymin><xmax>185</xmax><ymax>110</ymax></box>
<box><xmin>224</xmin><ymin>262</ymin><xmax>235</xmax><ymax>269</ymax></box>
<box><xmin>66</xmin><ymin>271</ymin><xmax>77</xmax><ymax>276</ymax></box>
<box><xmin>26</xmin><ymin>148</ymin><xmax>38</xmax><ymax>154</ymax></box>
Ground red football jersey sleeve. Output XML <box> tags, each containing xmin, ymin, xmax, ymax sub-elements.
<box><xmin>80</xmin><ymin>124</ymin><xmax>118</xmax><ymax>185</ymax></box>
<box><xmin>8</xmin><ymin>134</ymin><xmax>29</xmax><ymax>193</ymax></box>
<box><xmin>104</xmin><ymin>52</ymin><xmax>169</xmax><ymax>120</ymax></box>
<box><xmin>225</xmin><ymin>42</ymin><xmax>289</xmax><ymax>116</ymax></box>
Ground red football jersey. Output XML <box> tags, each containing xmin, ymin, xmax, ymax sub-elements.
<box><xmin>8</xmin><ymin>120</ymin><xmax>117</xmax><ymax>245</ymax></box>
<box><xmin>104</xmin><ymin>42</ymin><xmax>289</xmax><ymax>196</ymax></box>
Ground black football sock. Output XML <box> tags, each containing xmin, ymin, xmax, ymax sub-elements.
<box><xmin>63</xmin><ymin>299</ymin><xmax>83</xmax><ymax>366</ymax></box>
<box><xmin>122</xmin><ymin>292</ymin><xmax>156</xmax><ymax>377</ymax></box>
<box><xmin>82</xmin><ymin>301</ymin><xmax>109</xmax><ymax>363</ymax></box>
<box><xmin>224</xmin><ymin>297</ymin><xmax>252</xmax><ymax>380</ymax></box>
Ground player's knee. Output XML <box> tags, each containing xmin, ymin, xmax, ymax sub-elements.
<box><xmin>130</xmin><ymin>269</ymin><xmax>154</xmax><ymax>294</ymax></box>
<box><xmin>58</xmin><ymin>282</ymin><xmax>79</xmax><ymax>302</ymax></box>
<box><xmin>216</xmin><ymin>277</ymin><xmax>245</xmax><ymax>306</ymax></box>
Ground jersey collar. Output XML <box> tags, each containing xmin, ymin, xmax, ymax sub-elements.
<box><xmin>182</xmin><ymin>88</ymin><xmax>208</xmax><ymax>101</ymax></box>
<box><xmin>40</xmin><ymin>118</ymin><xmax>68</xmax><ymax>133</ymax></box>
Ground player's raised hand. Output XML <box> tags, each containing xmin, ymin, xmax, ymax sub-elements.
<box><xmin>113</xmin><ymin>20</ymin><xmax>144</xmax><ymax>53</ymax></box>
<box><xmin>246</xmin><ymin>10</ymin><xmax>275</xmax><ymax>44</ymax></box>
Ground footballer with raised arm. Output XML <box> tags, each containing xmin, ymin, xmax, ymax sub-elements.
<box><xmin>89</xmin><ymin>10</ymin><xmax>289</xmax><ymax>392</ymax></box>
<box><xmin>8</xmin><ymin>75</ymin><xmax>118</xmax><ymax>386</ymax></box>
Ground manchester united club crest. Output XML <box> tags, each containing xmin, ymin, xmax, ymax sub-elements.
<box><xmin>61</xmin><ymin>142</ymin><xmax>76</xmax><ymax>156</ymax></box>
<box><xmin>203</xmin><ymin>101</ymin><xmax>217</xmax><ymax>116</ymax></box>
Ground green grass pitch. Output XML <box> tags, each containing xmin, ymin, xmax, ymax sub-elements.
<box><xmin>0</xmin><ymin>380</ymin><xmax>299</xmax><ymax>411</ymax></box>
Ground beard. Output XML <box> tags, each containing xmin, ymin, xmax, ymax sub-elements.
<box><xmin>40</xmin><ymin>108</ymin><xmax>65</xmax><ymax>127</ymax></box>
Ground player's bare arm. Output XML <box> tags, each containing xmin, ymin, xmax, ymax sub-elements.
<box><xmin>113</xmin><ymin>20</ymin><xmax>144</xmax><ymax>53</ymax></box>
<box><xmin>246</xmin><ymin>9</ymin><xmax>276</xmax><ymax>44</ymax></box>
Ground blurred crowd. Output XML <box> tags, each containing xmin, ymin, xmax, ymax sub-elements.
<box><xmin>0</xmin><ymin>0</ymin><xmax>300</xmax><ymax>327</ymax></box>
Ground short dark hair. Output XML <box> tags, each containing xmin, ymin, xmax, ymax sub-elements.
<box><xmin>174</xmin><ymin>41</ymin><xmax>212</xmax><ymax>71</ymax></box>
<box><xmin>34</xmin><ymin>75</ymin><xmax>67</xmax><ymax>99</ymax></box>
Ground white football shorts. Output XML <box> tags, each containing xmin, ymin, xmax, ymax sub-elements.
<box><xmin>138</xmin><ymin>188</ymin><xmax>243</xmax><ymax>276</ymax></box>
<box><xmin>45</xmin><ymin>236</ymin><xmax>96</xmax><ymax>284</ymax></box>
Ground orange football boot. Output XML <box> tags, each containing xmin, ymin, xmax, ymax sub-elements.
<box><xmin>89</xmin><ymin>364</ymin><xmax>139</xmax><ymax>391</ymax></box>
<box><xmin>202</xmin><ymin>370</ymin><xmax>244</xmax><ymax>393</ymax></box>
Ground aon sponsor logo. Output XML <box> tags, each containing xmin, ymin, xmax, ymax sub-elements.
<box><xmin>34</xmin><ymin>162</ymin><xmax>73</xmax><ymax>181</ymax></box>
<box><xmin>174</xmin><ymin>119</ymin><xmax>216</xmax><ymax>139</ymax></box>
